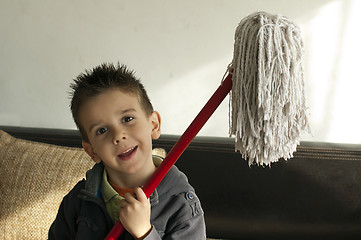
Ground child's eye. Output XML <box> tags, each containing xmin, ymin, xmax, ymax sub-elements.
<box><xmin>96</xmin><ymin>127</ymin><xmax>108</xmax><ymax>135</ymax></box>
<box><xmin>122</xmin><ymin>116</ymin><xmax>134</xmax><ymax>123</ymax></box>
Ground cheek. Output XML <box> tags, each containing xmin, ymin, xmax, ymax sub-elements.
<box><xmin>133</xmin><ymin>125</ymin><xmax>153</xmax><ymax>147</ymax></box>
<box><xmin>91</xmin><ymin>139</ymin><xmax>110</xmax><ymax>155</ymax></box>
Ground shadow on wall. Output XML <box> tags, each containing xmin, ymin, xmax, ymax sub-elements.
<box><xmin>302</xmin><ymin>0</ymin><xmax>360</xmax><ymax>143</ymax></box>
<box><xmin>154</xmin><ymin>0</ymin><xmax>360</xmax><ymax>144</ymax></box>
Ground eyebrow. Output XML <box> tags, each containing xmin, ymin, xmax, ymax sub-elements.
<box><xmin>88</xmin><ymin>108</ymin><xmax>137</xmax><ymax>133</ymax></box>
<box><xmin>120</xmin><ymin>108</ymin><xmax>136</xmax><ymax>115</ymax></box>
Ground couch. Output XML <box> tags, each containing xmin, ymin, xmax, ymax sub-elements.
<box><xmin>1</xmin><ymin>125</ymin><xmax>361</xmax><ymax>239</ymax></box>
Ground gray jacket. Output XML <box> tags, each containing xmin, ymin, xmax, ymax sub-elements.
<box><xmin>48</xmin><ymin>161</ymin><xmax>206</xmax><ymax>240</ymax></box>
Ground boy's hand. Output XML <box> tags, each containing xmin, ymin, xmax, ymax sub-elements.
<box><xmin>119</xmin><ymin>187</ymin><xmax>152</xmax><ymax>239</ymax></box>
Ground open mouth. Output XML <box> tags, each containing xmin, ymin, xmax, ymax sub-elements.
<box><xmin>117</xmin><ymin>146</ymin><xmax>137</xmax><ymax>160</ymax></box>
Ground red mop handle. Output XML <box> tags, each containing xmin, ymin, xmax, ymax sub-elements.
<box><xmin>104</xmin><ymin>73</ymin><xmax>233</xmax><ymax>240</ymax></box>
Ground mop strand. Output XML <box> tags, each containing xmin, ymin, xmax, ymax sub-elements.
<box><xmin>229</xmin><ymin>12</ymin><xmax>311</xmax><ymax>166</ymax></box>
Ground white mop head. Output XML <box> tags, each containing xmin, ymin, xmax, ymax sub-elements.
<box><xmin>229</xmin><ymin>12</ymin><xmax>311</xmax><ymax>166</ymax></box>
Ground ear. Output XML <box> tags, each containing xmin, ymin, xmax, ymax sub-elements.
<box><xmin>82</xmin><ymin>141</ymin><xmax>102</xmax><ymax>164</ymax></box>
<box><xmin>150</xmin><ymin>111</ymin><xmax>161</xmax><ymax>140</ymax></box>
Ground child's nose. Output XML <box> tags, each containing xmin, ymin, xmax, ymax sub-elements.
<box><xmin>113</xmin><ymin>128</ymin><xmax>127</xmax><ymax>144</ymax></box>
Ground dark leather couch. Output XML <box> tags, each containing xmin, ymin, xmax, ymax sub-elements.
<box><xmin>1</xmin><ymin>126</ymin><xmax>361</xmax><ymax>239</ymax></box>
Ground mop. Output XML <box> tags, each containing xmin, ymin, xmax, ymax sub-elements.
<box><xmin>229</xmin><ymin>11</ymin><xmax>310</xmax><ymax>165</ymax></box>
<box><xmin>105</xmin><ymin>11</ymin><xmax>310</xmax><ymax>240</ymax></box>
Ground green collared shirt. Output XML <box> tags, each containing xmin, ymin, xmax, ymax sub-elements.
<box><xmin>101</xmin><ymin>168</ymin><xmax>123</xmax><ymax>223</ymax></box>
<box><xmin>101</xmin><ymin>156</ymin><xmax>163</xmax><ymax>223</ymax></box>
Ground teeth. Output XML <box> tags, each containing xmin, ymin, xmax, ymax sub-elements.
<box><xmin>122</xmin><ymin>147</ymin><xmax>135</xmax><ymax>154</ymax></box>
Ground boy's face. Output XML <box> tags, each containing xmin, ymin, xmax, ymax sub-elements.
<box><xmin>79</xmin><ymin>89</ymin><xmax>161</xmax><ymax>187</ymax></box>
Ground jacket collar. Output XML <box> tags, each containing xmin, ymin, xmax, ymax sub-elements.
<box><xmin>81</xmin><ymin>155</ymin><xmax>191</xmax><ymax>205</ymax></box>
<box><xmin>82</xmin><ymin>157</ymin><xmax>163</xmax><ymax>206</ymax></box>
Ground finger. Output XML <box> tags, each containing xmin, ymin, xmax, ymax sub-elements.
<box><xmin>134</xmin><ymin>187</ymin><xmax>147</xmax><ymax>202</ymax></box>
<box><xmin>123</xmin><ymin>192</ymin><xmax>137</xmax><ymax>203</ymax></box>
<box><xmin>120</xmin><ymin>199</ymin><xmax>128</xmax><ymax>208</ymax></box>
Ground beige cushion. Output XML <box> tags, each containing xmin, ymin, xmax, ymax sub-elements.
<box><xmin>0</xmin><ymin>130</ymin><xmax>94</xmax><ymax>239</ymax></box>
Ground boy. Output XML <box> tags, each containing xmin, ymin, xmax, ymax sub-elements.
<box><xmin>48</xmin><ymin>63</ymin><xmax>206</xmax><ymax>239</ymax></box>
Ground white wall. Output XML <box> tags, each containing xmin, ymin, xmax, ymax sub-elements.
<box><xmin>0</xmin><ymin>0</ymin><xmax>360</xmax><ymax>144</ymax></box>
